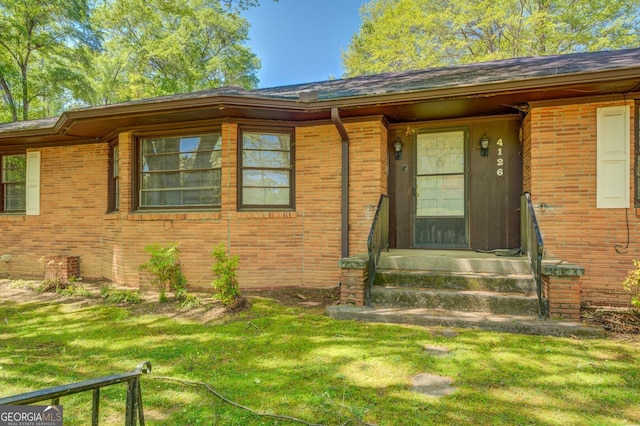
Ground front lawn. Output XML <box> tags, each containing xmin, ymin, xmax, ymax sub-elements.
<box><xmin>0</xmin><ymin>283</ymin><xmax>638</xmax><ymax>425</ymax></box>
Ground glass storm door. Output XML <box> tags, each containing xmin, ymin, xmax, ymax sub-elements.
<box><xmin>414</xmin><ymin>130</ymin><xmax>467</xmax><ymax>247</ymax></box>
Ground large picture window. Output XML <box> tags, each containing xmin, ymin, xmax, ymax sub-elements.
<box><xmin>1</xmin><ymin>154</ymin><xmax>26</xmax><ymax>213</ymax></box>
<box><xmin>239</xmin><ymin>128</ymin><xmax>294</xmax><ymax>209</ymax></box>
<box><xmin>139</xmin><ymin>133</ymin><xmax>221</xmax><ymax>208</ymax></box>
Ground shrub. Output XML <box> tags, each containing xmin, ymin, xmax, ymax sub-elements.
<box><xmin>622</xmin><ymin>260</ymin><xmax>640</xmax><ymax>310</ymax></box>
<box><xmin>138</xmin><ymin>243</ymin><xmax>188</xmax><ymax>302</ymax></box>
<box><xmin>211</xmin><ymin>242</ymin><xmax>240</xmax><ymax>306</ymax></box>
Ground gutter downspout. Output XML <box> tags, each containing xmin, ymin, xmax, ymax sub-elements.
<box><xmin>331</xmin><ymin>107</ymin><xmax>349</xmax><ymax>258</ymax></box>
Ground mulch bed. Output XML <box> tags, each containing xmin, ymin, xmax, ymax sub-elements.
<box><xmin>582</xmin><ymin>307</ymin><xmax>640</xmax><ymax>335</ymax></box>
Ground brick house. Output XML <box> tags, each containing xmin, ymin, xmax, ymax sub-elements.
<box><xmin>0</xmin><ymin>48</ymin><xmax>639</xmax><ymax>318</ymax></box>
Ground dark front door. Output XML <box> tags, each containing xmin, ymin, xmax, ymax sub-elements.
<box><xmin>388</xmin><ymin>116</ymin><xmax>522</xmax><ymax>251</ymax></box>
<box><xmin>413</xmin><ymin>129</ymin><xmax>467</xmax><ymax>247</ymax></box>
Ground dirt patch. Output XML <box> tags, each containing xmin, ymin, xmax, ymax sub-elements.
<box><xmin>582</xmin><ymin>307</ymin><xmax>640</xmax><ymax>338</ymax></box>
<box><xmin>411</xmin><ymin>373</ymin><xmax>456</xmax><ymax>398</ymax></box>
<box><xmin>0</xmin><ymin>279</ymin><xmax>340</xmax><ymax>324</ymax></box>
<box><xmin>244</xmin><ymin>286</ymin><xmax>340</xmax><ymax>308</ymax></box>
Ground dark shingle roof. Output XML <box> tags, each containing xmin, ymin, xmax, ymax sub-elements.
<box><xmin>253</xmin><ymin>48</ymin><xmax>640</xmax><ymax>100</ymax></box>
<box><xmin>1</xmin><ymin>47</ymin><xmax>640</xmax><ymax>134</ymax></box>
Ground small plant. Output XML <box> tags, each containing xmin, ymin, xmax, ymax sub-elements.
<box><xmin>177</xmin><ymin>292</ymin><xmax>202</xmax><ymax>308</ymax></box>
<box><xmin>36</xmin><ymin>280</ymin><xmax>91</xmax><ymax>298</ymax></box>
<box><xmin>138</xmin><ymin>243</ymin><xmax>188</xmax><ymax>302</ymax></box>
<box><xmin>100</xmin><ymin>285</ymin><xmax>143</xmax><ymax>304</ymax></box>
<box><xmin>36</xmin><ymin>279</ymin><xmax>61</xmax><ymax>293</ymax></box>
<box><xmin>8</xmin><ymin>280</ymin><xmax>37</xmax><ymax>290</ymax></box>
<box><xmin>622</xmin><ymin>260</ymin><xmax>640</xmax><ymax>310</ymax></box>
<box><xmin>211</xmin><ymin>242</ymin><xmax>240</xmax><ymax>306</ymax></box>
<box><xmin>56</xmin><ymin>283</ymin><xmax>91</xmax><ymax>298</ymax></box>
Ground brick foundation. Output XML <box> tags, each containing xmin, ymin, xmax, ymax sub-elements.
<box><xmin>339</xmin><ymin>256</ymin><xmax>369</xmax><ymax>306</ymax></box>
<box><xmin>542</xmin><ymin>261</ymin><xmax>584</xmax><ymax>321</ymax></box>
<box><xmin>42</xmin><ymin>256</ymin><xmax>80</xmax><ymax>284</ymax></box>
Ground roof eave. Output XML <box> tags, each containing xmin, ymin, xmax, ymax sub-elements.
<box><xmin>2</xmin><ymin>66</ymin><xmax>639</xmax><ymax>142</ymax></box>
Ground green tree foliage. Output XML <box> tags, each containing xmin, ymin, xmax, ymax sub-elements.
<box><xmin>343</xmin><ymin>0</ymin><xmax>640</xmax><ymax>76</ymax></box>
<box><xmin>87</xmin><ymin>0</ymin><xmax>260</xmax><ymax>105</ymax></box>
<box><xmin>0</xmin><ymin>0</ymin><xmax>96</xmax><ymax>121</ymax></box>
<box><xmin>0</xmin><ymin>0</ymin><xmax>265</xmax><ymax>122</ymax></box>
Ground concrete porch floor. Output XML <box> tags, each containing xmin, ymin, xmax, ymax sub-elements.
<box><xmin>377</xmin><ymin>249</ymin><xmax>531</xmax><ymax>275</ymax></box>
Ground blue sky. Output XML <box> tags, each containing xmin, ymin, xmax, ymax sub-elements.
<box><xmin>242</xmin><ymin>0</ymin><xmax>366</xmax><ymax>88</ymax></box>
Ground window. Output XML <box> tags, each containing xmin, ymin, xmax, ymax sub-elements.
<box><xmin>109</xmin><ymin>143</ymin><xmax>120</xmax><ymax>211</ymax></box>
<box><xmin>138</xmin><ymin>133</ymin><xmax>222</xmax><ymax>209</ymax></box>
<box><xmin>1</xmin><ymin>154</ymin><xmax>26</xmax><ymax>213</ymax></box>
<box><xmin>239</xmin><ymin>128</ymin><xmax>294</xmax><ymax>209</ymax></box>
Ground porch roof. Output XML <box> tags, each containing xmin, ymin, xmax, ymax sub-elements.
<box><xmin>2</xmin><ymin>48</ymin><xmax>640</xmax><ymax>146</ymax></box>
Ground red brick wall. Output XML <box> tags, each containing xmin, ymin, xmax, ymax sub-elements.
<box><xmin>0</xmin><ymin>144</ymin><xmax>109</xmax><ymax>280</ymax></box>
<box><xmin>527</xmin><ymin>100</ymin><xmax>637</xmax><ymax>307</ymax></box>
<box><xmin>0</xmin><ymin>119</ymin><xmax>388</xmax><ymax>291</ymax></box>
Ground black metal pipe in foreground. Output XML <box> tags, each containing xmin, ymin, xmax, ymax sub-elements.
<box><xmin>0</xmin><ymin>361</ymin><xmax>151</xmax><ymax>426</ymax></box>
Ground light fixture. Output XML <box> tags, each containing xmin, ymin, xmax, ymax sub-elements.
<box><xmin>479</xmin><ymin>134</ymin><xmax>490</xmax><ymax>157</ymax></box>
<box><xmin>393</xmin><ymin>137</ymin><xmax>403</xmax><ymax>160</ymax></box>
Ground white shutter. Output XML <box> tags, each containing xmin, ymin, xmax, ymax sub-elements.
<box><xmin>597</xmin><ymin>106</ymin><xmax>630</xmax><ymax>208</ymax></box>
<box><xmin>25</xmin><ymin>151</ymin><xmax>41</xmax><ymax>215</ymax></box>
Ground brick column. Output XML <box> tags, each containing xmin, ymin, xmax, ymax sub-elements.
<box><xmin>542</xmin><ymin>261</ymin><xmax>584</xmax><ymax>321</ymax></box>
<box><xmin>338</xmin><ymin>256</ymin><xmax>369</xmax><ymax>306</ymax></box>
<box><xmin>42</xmin><ymin>256</ymin><xmax>81</xmax><ymax>284</ymax></box>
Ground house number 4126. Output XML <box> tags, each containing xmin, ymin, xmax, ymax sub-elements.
<box><xmin>496</xmin><ymin>138</ymin><xmax>504</xmax><ymax>177</ymax></box>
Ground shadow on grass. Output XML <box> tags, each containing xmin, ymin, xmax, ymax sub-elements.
<box><xmin>0</xmin><ymin>297</ymin><xmax>639</xmax><ymax>425</ymax></box>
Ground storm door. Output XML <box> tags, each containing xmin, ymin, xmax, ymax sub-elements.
<box><xmin>414</xmin><ymin>130</ymin><xmax>467</xmax><ymax>247</ymax></box>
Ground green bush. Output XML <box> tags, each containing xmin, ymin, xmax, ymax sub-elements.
<box><xmin>622</xmin><ymin>260</ymin><xmax>640</xmax><ymax>309</ymax></box>
<box><xmin>138</xmin><ymin>243</ymin><xmax>188</xmax><ymax>302</ymax></box>
<box><xmin>211</xmin><ymin>242</ymin><xmax>240</xmax><ymax>306</ymax></box>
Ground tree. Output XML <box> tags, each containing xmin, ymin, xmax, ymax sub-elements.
<box><xmin>0</xmin><ymin>0</ymin><xmax>97</xmax><ymax>121</ymax></box>
<box><xmin>342</xmin><ymin>0</ymin><xmax>640</xmax><ymax>76</ymax></box>
<box><xmin>85</xmin><ymin>0</ymin><xmax>260</xmax><ymax>105</ymax></box>
<box><xmin>0</xmin><ymin>0</ymin><xmax>269</xmax><ymax>122</ymax></box>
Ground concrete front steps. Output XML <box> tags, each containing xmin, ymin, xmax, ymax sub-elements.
<box><xmin>327</xmin><ymin>250</ymin><xmax>605</xmax><ymax>338</ymax></box>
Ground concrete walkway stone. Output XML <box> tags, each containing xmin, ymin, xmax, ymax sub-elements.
<box><xmin>411</xmin><ymin>374</ymin><xmax>456</xmax><ymax>397</ymax></box>
<box><xmin>326</xmin><ymin>305</ymin><xmax>606</xmax><ymax>338</ymax></box>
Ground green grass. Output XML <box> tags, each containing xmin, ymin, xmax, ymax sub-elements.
<box><xmin>0</xmin><ymin>295</ymin><xmax>639</xmax><ymax>425</ymax></box>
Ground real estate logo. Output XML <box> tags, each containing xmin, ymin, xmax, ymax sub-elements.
<box><xmin>0</xmin><ymin>405</ymin><xmax>63</xmax><ymax>426</ymax></box>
